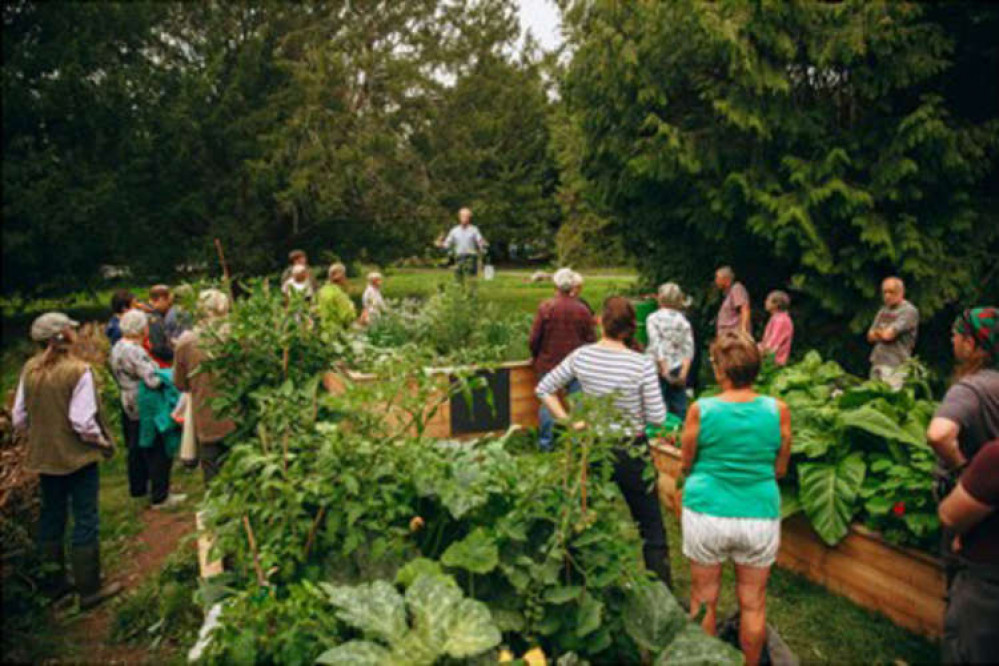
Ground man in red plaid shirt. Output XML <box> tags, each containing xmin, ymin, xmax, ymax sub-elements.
<box><xmin>529</xmin><ymin>268</ymin><xmax>596</xmax><ymax>450</ymax></box>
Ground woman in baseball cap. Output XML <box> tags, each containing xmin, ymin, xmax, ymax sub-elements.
<box><xmin>11</xmin><ymin>312</ymin><xmax>122</xmax><ymax>609</ymax></box>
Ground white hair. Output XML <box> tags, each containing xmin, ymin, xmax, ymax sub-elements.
<box><xmin>198</xmin><ymin>289</ymin><xmax>230</xmax><ymax>318</ymax></box>
<box><xmin>291</xmin><ymin>264</ymin><xmax>308</xmax><ymax>277</ymax></box>
<box><xmin>716</xmin><ymin>266</ymin><xmax>734</xmax><ymax>280</ymax></box>
<box><xmin>570</xmin><ymin>270</ymin><xmax>584</xmax><ymax>288</ymax></box>
<box><xmin>120</xmin><ymin>310</ymin><xmax>149</xmax><ymax>337</ymax></box>
<box><xmin>657</xmin><ymin>282</ymin><xmax>689</xmax><ymax>308</ymax></box>
<box><xmin>367</xmin><ymin>272</ymin><xmax>383</xmax><ymax>283</ymax></box>
<box><xmin>552</xmin><ymin>268</ymin><xmax>575</xmax><ymax>293</ymax></box>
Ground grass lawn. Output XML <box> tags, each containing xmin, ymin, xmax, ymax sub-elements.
<box><xmin>376</xmin><ymin>267</ymin><xmax>639</xmax><ymax>316</ymax></box>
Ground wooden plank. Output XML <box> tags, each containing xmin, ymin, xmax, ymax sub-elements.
<box><xmin>196</xmin><ymin>511</ymin><xmax>223</xmax><ymax>579</ymax></box>
<box><xmin>777</xmin><ymin>544</ymin><xmax>944</xmax><ymax>637</ymax></box>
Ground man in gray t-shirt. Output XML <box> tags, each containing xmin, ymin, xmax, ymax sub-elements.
<box><xmin>867</xmin><ymin>276</ymin><xmax>919</xmax><ymax>389</ymax></box>
<box><xmin>441</xmin><ymin>207</ymin><xmax>486</xmax><ymax>278</ymax></box>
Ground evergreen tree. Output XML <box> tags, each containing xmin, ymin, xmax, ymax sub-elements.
<box><xmin>564</xmin><ymin>0</ymin><xmax>999</xmax><ymax>366</ymax></box>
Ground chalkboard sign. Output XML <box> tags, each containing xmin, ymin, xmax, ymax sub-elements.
<box><xmin>449</xmin><ymin>368</ymin><xmax>511</xmax><ymax>435</ymax></box>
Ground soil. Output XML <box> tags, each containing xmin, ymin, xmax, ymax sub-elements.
<box><xmin>43</xmin><ymin>506</ymin><xmax>195</xmax><ymax>665</ymax></box>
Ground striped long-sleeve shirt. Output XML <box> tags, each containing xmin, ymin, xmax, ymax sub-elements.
<box><xmin>536</xmin><ymin>344</ymin><xmax>667</xmax><ymax>436</ymax></box>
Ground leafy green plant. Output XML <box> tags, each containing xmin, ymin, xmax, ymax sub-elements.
<box><xmin>361</xmin><ymin>283</ymin><xmax>529</xmax><ymax>368</ymax></box>
<box><xmin>192</xmin><ymin>281</ymin><xmax>737</xmax><ymax>664</ymax></box>
<box><xmin>756</xmin><ymin>351</ymin><xmax>939</xmax><ymax>547</ymax></box>
<box><xmin>317</xmin><ymin>573</ymin><xmax>501</xmax><ymax>665</ymax></box>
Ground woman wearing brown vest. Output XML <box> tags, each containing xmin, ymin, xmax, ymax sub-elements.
<box><xmin>12</xmin><ymin>312</ymin><xmax>122</xmax><ymax>609</ymax></box>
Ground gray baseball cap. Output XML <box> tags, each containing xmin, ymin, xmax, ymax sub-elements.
<box><xmin>30</xmin><ymin>312</ymin><xmax>79</xmax><ymax>342</ymax></box>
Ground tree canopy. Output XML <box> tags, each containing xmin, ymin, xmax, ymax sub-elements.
<box><xmin>3</xmin><ymin>0</ymin><xmax>997</xmax><ymax>372</ymax></box>
<box><xmin>562</xmin><ymin>0</ymin><xmax>998</xmax><ymax>366</ymax></box>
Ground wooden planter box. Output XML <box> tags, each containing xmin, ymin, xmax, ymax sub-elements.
<box><xmin>649</xmin><ymin>443</ymin><xmax>946</xmax><ymax>638</ymax></box>
<box><xmin>324</xmin><ymin>360</ymin><xmax>540</xmax><ymax>439</ymax></box>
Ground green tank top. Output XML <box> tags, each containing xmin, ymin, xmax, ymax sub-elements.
<box><xmin>683</xmin><ymin>396</ymin><xmax>781</xmax><ymax>519</ymax></box>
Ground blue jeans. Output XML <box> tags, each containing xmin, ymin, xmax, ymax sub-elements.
<box><xmin>658</xmin><ymin>377</ymin><xmax>688</xmax><ymax>419</ymax></box>
<box><xmin>38</xmin><ymin>463</ymin><xmax>100</xmax><ymax>547</ymax></box>
<box><xmin>538</xmin><ymin>379</ymin><xmax>581</xmax><ymax>451</ymax></box>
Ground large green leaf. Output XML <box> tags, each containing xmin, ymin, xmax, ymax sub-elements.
<box><xmin>440</xmin><ymin>528</ymin><xmax>499</xmax><ymax>574</ymax></box>
<box><xmin>622</xmin><ymin>580</ymin><xmax>687</xmax><ymax>652</ymax></box>
<box><xmin>779</xmin><ymin>486</ymin><xmax>802</xmax><ymax>519</ymax></box>
<box><xmin>575</xmin><ymin>594</ymin><xmax>604</xmax><ymax>638</ymax></box>
<box><xmin>791</xmin><ymin>428</ymin><xmax>837</xmax><ymax>458</ymax></box>
<box><xmin>442</xmin><ymin>598</ymin><xmax>503</xmax><ymax>657</ymax></box>
<box><xmin>321</xmin><ymin>580</ymin><xmax>407</xmax><ymax>644</ymax></box>
<box><xmin>405</xmin><ymin>573</ymin><xmax>501</xmax><ymax>659</ymax></box>
<box><xmin>395</xmin><ymin>558</ymin><xmax>444</xmax><ymax>587</ymax></box>
<box><xmin>316</xmin><ymin>641</ymin><xmax>392</xmax><ymax>666</ymax></box>
<box><xmin>798</xmin><ymin>453</ymin><xmax>867</xmax><ymax>545</ymax></box>
<box><xmin>839</xmin><ymin>405</ymin><xmax>923</xmax><ymax>447</ymax></box>
<box><xmin>655</xmin><ymin>624</ymin><xmax>742</xmax><ymax>665</ymax></box>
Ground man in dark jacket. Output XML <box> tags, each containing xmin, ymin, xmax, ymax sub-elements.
<box><xmin>529</xmin><ymin>268</ymin><xmax>595</xmax><ymax>450</ymax></box>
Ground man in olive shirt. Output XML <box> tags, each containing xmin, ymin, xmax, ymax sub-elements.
<box><xmin>867</xmin><ymin>277</ymin><xmax>919</xmax><ymax>390</ymax></box>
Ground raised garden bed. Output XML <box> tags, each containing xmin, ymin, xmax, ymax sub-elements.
<box><xmin>650</xmin><ymin>442</ymin><xmax>946</xmax><ymax>638</ymax></box>
<box><xmin>324</xmin><ymin>359</ymin><xmax>540</xmax><ymax>438</ymax></box>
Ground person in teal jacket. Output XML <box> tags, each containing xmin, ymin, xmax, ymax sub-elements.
<box><xmin>137</xmin><ymin>367</ymin><xmax>186</xmax><ymax>509</ymax></box>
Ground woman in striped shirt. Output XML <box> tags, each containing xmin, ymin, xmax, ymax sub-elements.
<box><xmin>536</xmin><ymin>296</ymin><xmax>672</xmax><ymax>586</ymax></box>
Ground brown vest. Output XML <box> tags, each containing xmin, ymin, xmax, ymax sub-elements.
<box><xmin>21</xmin><ymin>354</ymin><xmax>113</xmax><ymax>475</ymax></box>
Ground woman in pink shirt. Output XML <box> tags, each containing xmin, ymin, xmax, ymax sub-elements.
<box><xmin>760</xmin><ymin>291</ymin><xmax>794</xmax><ymax>365</ymax></box>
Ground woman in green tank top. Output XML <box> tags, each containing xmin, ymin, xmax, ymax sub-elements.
<box><xmin>678</xmin><ymin>331</ymin><xmax>792</xmax><ymax>666</ymax></box>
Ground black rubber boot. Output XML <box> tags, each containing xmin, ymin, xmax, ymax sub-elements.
<box><xmin>38</xmin><ymin>541</ymin><xmax>73</xmax><ymax>602</ymax></box>
<box><xmin>70</xmin><ymin>543</ymin><xmax>122</xmax><ymax>610</ymax></box>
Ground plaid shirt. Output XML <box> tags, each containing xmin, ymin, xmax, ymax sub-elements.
<box><xmin>529</xmin><ymin>294</ymin><xmax>596</xmax><ymax>376</ymax></box>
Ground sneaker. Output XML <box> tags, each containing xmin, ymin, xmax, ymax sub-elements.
<box><xmin>150</xmin><ymin>493</ymin><xmax>188</xmax><ymax>510</ymax></box>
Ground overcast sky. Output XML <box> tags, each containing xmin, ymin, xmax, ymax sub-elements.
<box><xmin>517</xmin><ymin>0</ymin><xmax>562</xmax><ymax>51</ymax></box>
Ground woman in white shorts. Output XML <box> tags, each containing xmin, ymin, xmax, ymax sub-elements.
<box><xmin>679</xmin><ymin>331</ymin><xmax>792</xmax><ymax>666</ymax></box>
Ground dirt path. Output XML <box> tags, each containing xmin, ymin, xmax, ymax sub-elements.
<box><xmin>45</xmin><ymin>507</ymin><xmax>195</xmax><ymax>665</ymax></box>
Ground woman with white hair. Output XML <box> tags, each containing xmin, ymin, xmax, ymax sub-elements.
<box><xmin>759</xmin><ymin>290</ymin><xmax>794</xmax><ymax>366</ymax></box>
<box><xmin>110</xmin><ymin>310</ymin><xmax>185</xmax><ymax>509</ymax></box>
<box><xmin>645</xmin><ymin>282</ymin><xmax>695</xmax><ymax>417</ymax></box>
<box><xmin>360</xmin><ymin>272</ymin><xmax>387</xmax><ymax>325</ymax></box>
<box><xmin>174</xmin><ymin>289</ymin><xmax>237</xmax><ymax>484</ymax></box>
<box><xmin>110</xmin><ymin>310</ymin><xmax>161</xmax><ymax>499</ymax></box>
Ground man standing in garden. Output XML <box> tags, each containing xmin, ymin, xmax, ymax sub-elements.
<box><xmin>867</xmin><ymin>277</ymin><xmax>919</xmax><ymax>390</ymax></box>
<box><xmin>441</xmin><ymin>207</ymin><xmax>487</xmax><ymax>279</ymax></box>
<box><xmin>714</xmin><ymin>266</ymin><xmax>751</xmax><ymax>337</ymax></box>
<box><xmin>528</xmin><ymin>268</ymin><xmax>595</xmax><ymax>450</ymax></box>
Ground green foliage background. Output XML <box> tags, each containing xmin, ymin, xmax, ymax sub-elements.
<box><xmin>3</xmin><ymin>0</ymin><xmax>997</xmax><ymax>372</ymax></box>
<box><xmin>563</xmin><ymin>0</ymin><xmax>999</xmax><ymax>371</ymax></box>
